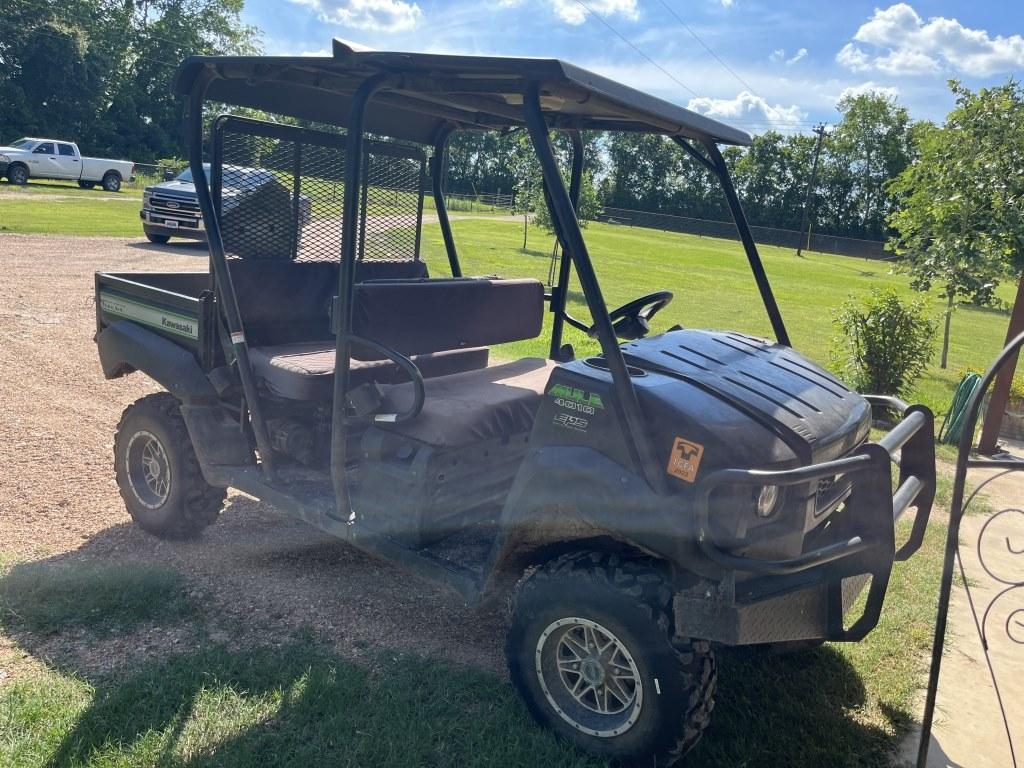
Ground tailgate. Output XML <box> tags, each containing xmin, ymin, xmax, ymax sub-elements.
<box><xmin>95</xmin><ymin>272</ymin><xmax>213</xmax><ymax>357</ymax></box>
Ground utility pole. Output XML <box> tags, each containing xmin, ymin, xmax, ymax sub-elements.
<box><xmin>796</xmin><ymin>123</ymin><xmax>827</xmax><ymax>257</ymax></box>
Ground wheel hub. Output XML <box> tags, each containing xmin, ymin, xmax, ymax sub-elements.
<box><xmin>535</xmin><ymin>617</ymin><xmax>643</xmax><ymax>738</ymax></box>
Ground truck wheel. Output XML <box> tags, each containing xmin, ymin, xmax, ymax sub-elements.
<box><xmin>7</xmin><ymin>164</ymin><xmax>28</xmax><ymax>185</ymax></box>
<box><xmin>102</xmin><ymin>171</ymin><xmax>121</xmax><ymax>192</ymax></box>
<box><xmin>146</xmin><ymin>232</ymin><xmax>171</xmax><ymax>244</ymax></box>
<box><xmin>78</xmin><ymin>180</ymin><xmax>96</xmax><ymax>189</ymax></box>
<box><xmin>507</xmin><ymin>551</ymin><xmax>716</xmax><ymax>765</ymax></box>
<box><xmin>114</xmin><ymin>393</ymin><xmax>225</xmax><ymax>539</ymax></box>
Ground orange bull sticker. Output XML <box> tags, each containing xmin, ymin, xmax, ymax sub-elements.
<box><xmin>666</xmin><ymin>437</ymin><xmax>704</xmax><ymax>483</ymax></box>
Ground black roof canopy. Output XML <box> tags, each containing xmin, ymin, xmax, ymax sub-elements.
<box><xmin>173</xmin><ymin>39</ymin><xmax>752</xmax><ymax>147</ymax></box>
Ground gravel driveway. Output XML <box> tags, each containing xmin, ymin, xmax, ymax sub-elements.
<box><xmin>0</xmin><ymin>233</ymin><xmax>506</xmax><ymax>673</ymax></box>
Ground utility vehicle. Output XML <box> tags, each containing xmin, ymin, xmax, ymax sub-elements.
<box><xmin>94</xmin><ymin>40</ymin><xmax>936</xmax><ymax>764</ymax></box>
<box><xmin>0</xmin><ymin>138</ymin><xmax>134</xmax><ymax>191</ymax></box>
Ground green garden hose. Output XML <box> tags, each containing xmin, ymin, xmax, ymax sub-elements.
<box><xmin>938</xmin><ymin>372</ymin><xmax>984</xmax><ymax>445</ymax></box>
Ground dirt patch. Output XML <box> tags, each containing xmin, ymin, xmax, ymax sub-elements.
<box><xmin>0</xmin><ymin>233</ymin><xmax>506</xmax><ymax>679</ymax></box>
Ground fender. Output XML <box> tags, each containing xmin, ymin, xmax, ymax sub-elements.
<box><xmin>96</xmin><ymin>320</ymin><xmax>218</xmax><ymax>405</ymax></box>
<box><xmin>483</xmin><ymin>446</ymin><xmax>699</xmax><ymax>597</ymax></box>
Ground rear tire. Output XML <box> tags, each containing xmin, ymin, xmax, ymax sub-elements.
<box><xmin>101</xmin><ymin>171</ymin><xmax>121</xmax><ymax>192</ymax></box>
<box><xmin>507</xmin><ymin>551</ymin><xmax>716</xmax><ymax>765</ymax></box>
<box><xmin>7</xmin><ymin>164</ymin><xmax>28</xmax><ymax>185</ymax></box>
<box><xmin>78</xmin><ymin>180</ymin><xmax>96</xmax><ymax>189</ymax></box>
<box><xmin>114</xmin><ymin>393</ymin><xmax>225</xmax><ymax>539</ymax></box>
<box><xmin>145</xmin><ymin>232</ymin><xmax>171</xmax><ymax>244</ymax></box>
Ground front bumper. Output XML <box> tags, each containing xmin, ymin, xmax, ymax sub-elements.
<box><xmin>141</xmin><ymin>210</ymin><xmax>206</xmax><ymax>241</ymax></box>
<box><xmin>674</xmin><ymin>397</ymin><xmax>935</xmax><ymax>644</ymax></box>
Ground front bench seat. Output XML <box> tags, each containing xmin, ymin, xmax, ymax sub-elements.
<box><xmin>249</xmin><ymin>342</ymin><xmax>488</xmax><ymax>401</ymax></box>
<box><xmin>377</xmin><ymin>358</ymin><xmax>558</xmax><ymax>447</ymax></box>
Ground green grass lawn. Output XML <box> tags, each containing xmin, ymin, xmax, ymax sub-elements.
<box><xmin>0</xmin><ymin>513</ymin><xmax>947</xmax><ymax>768</ymax></box>
<box><xmin>0</xmin><ymin>178</ymin><xmax>145</xmax><ymax>198</ymax></box>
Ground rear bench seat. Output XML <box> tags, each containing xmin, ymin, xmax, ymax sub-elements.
<box><xmin>246</xmin><ymin>275</ymin><xmax>545</xmax><ymax>401</ymax></box>
<box><xmin>249</xmin><ymin>276</ymin><xmax>554</xmax><ymax>447</ymax></box>
<box><xmin>230</xmin><ymin>260</ymin><xmax>487</xmax><ymax>397</ymax></box>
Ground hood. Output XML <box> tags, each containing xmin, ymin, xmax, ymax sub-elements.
<box><xmin>146</xmin><ymin>179</ymin><xmax>197</xmax><ymax>197</ymax></box>
<box><xmin>621</xmin><ymin>329</ymin><xmax>871</xmax><ymax>466</ymax></box>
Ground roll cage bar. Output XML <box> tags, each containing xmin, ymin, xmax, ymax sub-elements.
<box><xmin>178</xmin><ymin>46</ymin><xmax>791</xmax><ymax>514</ymax></box>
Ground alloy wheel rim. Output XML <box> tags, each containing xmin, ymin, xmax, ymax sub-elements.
<box><xmin>125</xmin><ymin>430</ymin><xmax>171</xmax><ymax>509</ymax></box>
<box><xmin>535</xmin><ymin>617</ymin><xmax>643</xmax><ymax>738</ymax></box>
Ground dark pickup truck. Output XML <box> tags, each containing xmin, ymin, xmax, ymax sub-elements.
<box><xmin>141</xmin><ymin>163</ymin><xmax>310</xmax><ymax>245</ymax></box>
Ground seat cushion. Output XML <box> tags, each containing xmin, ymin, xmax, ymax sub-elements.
<box><xmin>378</xmin><ymin>358</ymin><xmax>557</xmax><ymax>447</ymax></box>
<box><xmin>249</xmin><ymin>342</ymin><xmax>489</xmax><ymax>401</ymax></box>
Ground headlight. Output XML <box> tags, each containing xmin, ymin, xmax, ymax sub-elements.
<box><xmin>756</xmin><ymin>485</ymin><xmax>781</xmax><ymax>518</ymax></box>
<box><xmin>0</xmin><ymin>154</ymin><xmax>9</xmax><ymax>163</ymax></box>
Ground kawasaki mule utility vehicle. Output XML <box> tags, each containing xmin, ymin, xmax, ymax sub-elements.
<box><xmin>94</xmin><ymin>40</ymin><xmax>937</xmax><ymax>764</ymax></box>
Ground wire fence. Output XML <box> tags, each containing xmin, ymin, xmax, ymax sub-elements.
<box><xmin>596</xmin><ymin>206</ymin><xmax>890</xmax><ymax>260</ymax></box>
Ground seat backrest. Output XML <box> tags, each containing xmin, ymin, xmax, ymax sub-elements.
<box><xmin>352</xmin><ymin>278</ymin><xmax>544</xmax><ymax>357</ymax></box>
<box><xmin>228</xmin><ymin>260</ymin><xmax>428</xmax><ymax>345</ymax></box>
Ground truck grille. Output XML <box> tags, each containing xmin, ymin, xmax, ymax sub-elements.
<box><xmin>150</xmin><ymin>195</ymin><xmax>201</xmax><ymax>217</ymax></box>
<box><xmin>815</xmin><ymin>475</ymin><xmax>853</xmax><ymax>517</ymax></box>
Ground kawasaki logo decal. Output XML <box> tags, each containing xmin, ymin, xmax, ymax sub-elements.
<box><xmin>548</xmin><ymin>383</ymin><xmax>604</xmax><ymax>415</ymax></box>
<box><xmin>100</xmin><ymin>292</ymin><xmax>199</xmax><ymax>340</ymax></box>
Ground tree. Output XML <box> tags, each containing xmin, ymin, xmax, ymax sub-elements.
<box><xmin>887</xmin><ymin>80</ymin><xmax>1024</xmax><ymax>368</ymax></box>
<box><xmin>822</xmin><ymin>93</ymin><xmax>915</xmax><ymax>239</ymax></box>
<box><xmin>0</xmin><ymin>0</ymin><xmax>259</xmax><ymax>161</ymax></box>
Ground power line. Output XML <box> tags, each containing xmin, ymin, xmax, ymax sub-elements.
<box><xmin>570</xmin><ymin>0</ymin><xmax>699</xmax><ymax>98</ymax></box>
<box><xmin>652</xmin><ymin>0</ymin><xmax>757</xmax><ymax>95</ymax></box>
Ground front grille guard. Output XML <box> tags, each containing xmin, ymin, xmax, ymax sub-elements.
<box><xmin>694</xmin><ymin>397</ymin><xmax>936</xmax><ymax>641</ymax></box>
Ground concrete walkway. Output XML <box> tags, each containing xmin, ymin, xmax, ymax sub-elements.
<box><xmin>899</xmin><ymin>451</ymin><xmax>1024</xmax><ymax>768</ymax></box>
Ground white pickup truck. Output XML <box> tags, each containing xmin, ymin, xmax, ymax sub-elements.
<box><xmin>0</xmin><ymin>137</ymin><xmax>135</xmax><ymax>192</ymax></box>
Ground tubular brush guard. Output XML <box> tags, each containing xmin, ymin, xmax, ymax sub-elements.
<box><xmin>676</xmin><ymin>398</ymin><xmax>935</xmax><ymax>645</ymax></box>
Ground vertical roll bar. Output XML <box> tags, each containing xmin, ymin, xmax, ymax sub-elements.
<box><xmin>431</xmin><ymin>124</ymin><xmax>462</xmax><ymax>277</ymax></box>
<box><xmin>702</xmin><ymin>140</ymin><xmax>791</xmax><ymax>347</ymax></box>
<box><xmin>188</xmin><ymin>70</ymin><xmax>276</xmax><ymax>477</ymax></box>
<box><xmin>549</xmin><ymin>130</ymin><xmax>584</xmax><ymax>360</ymax></box>
<box><xmin>523</xmin><ymin>83</ymin><xmax>665</xmax><ymax>493</ymax></box>
<box><xmin>330</xmin><ymin>74</ymin><xmax>390</xmax><ymax>519</ymax></box>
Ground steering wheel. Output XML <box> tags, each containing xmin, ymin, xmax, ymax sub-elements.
<box><xmin>587</xmin><ymin>291</ymin><xmax>674</xmax><ymax>340</ymax></box>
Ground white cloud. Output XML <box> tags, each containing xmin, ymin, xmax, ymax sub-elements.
<box><xmin>688</xmin><ymin>91</ymin><xmax>807</xmax><ymax>129</ymax></box>
<box><xmin>838</xmin><ymin>81</ymin><xmax>900</xmax><ymax>102</ymax></box>
<box><xmin>720</xmin><ymin>0</ymin><xmax>734</xmax><ymax>6</ymax></box>
<box><xmin>300</xmin><ymin>48</ymin><xmax>331</xmax><ymax>56</ymax></box>
<box><xmin>550</xmin><ymin>0</ymin><xmax>638</xmax><ymax>25</ymax></box>
<box><xmin>836</xmin><ymin>43</ymin><xmax>871</xmax><ymax>72</ymax></box>
<box><xmin>290</xmin><ymin>0</ymin><xmax>422</xmax><ymax>32</ymax></box>
<box><xmin>787</xmin><ymin>47</ymin><xmax>807</xmax><ymax>65</ymax></box>
<box><xmin>836</xmin><ymin>3</ymin><xmax>1024</xmax><ymax>76</ymax></box>
<box><xmin>769</xmin><ymin>48</ymin><xmax>785</xmax><ymax>63</ymax></box>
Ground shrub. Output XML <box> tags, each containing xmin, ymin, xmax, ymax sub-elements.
<box><xmin>831</xmin><ymin>288</ymin><xmax>938</xmax><ymax>397</ymax></box>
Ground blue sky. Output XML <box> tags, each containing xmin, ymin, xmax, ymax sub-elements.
<box><xmin>242</xmin><ymin>0</ymin><xmax>1024</xmax><ymax>134</ymax></box>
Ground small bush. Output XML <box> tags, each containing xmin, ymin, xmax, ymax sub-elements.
<box><xmin>831</xmin><ymin>288</ymin><xmax>937</xmax><ymax>397</ymax></box>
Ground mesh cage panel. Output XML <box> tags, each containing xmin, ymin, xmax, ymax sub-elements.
<box><xmin>213</xmin><ymin>116</ymin><xmax>425</xmax><ymax>263</ymax></box>
<box><xmin>359</xmin><ymin>150</ymin><xmax>425</xmax><ymax>262</ymax></box>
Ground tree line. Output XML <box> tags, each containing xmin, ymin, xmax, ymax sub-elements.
<box><xmin>446</xmin><ymin>92</ymin><xmax>923</xmax><ymax>242</ymax></box>
<box><xmin>0</xmin><ymin>0</ymin><xmax>258</xmax><ymax>165</ymax></box>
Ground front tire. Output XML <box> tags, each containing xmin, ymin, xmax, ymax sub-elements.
<box><xmin>101</xmin><ymin>171</ymin><xmax>121</xmax><ymax>192</ymax></box>
<box><xmin>114</xmin><ymin>393</ymin><xmax>225</xmax><ymax>539</ymax></box>
<box><xmin>145</xmin><ymin>232</ymin><xmax>171</xmax><ymax>244</ymax></box>
<box><xmin>7</xmin><ymin>164</ymin><xmax>28</xmax><ymax>185</ymax></box>
<box><xmin>507</xmin><ymin>552</ymin><xmax>716</xmax><ymax>765</ymax></box>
